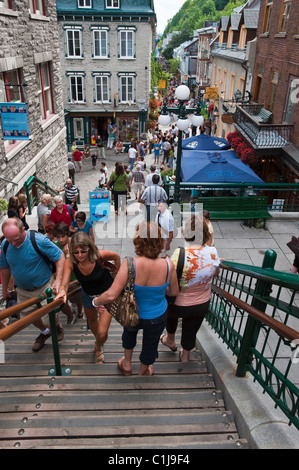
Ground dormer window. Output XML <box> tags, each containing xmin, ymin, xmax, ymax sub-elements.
<box><xmin>78</xmin><ymin>0</ymin><xmax>92</xmax><ymax>7</ymax></box>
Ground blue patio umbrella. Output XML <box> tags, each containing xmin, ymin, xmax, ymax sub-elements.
<box><xmin>180</xmin><ymin>150</ymin><xmax>264</xmax><ymax>183</ymax></box>
<box><xmin>182</xmin><ymin>134</ymin><xmax>231</xmax><ymax>151</ymax></box>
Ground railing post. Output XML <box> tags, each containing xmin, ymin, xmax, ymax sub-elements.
<box><xmin>45</xmin><ymin>288</ymin><xmax>71</xmax><ymax>377</ymax></box>
<box><xmin>236</xmin><ymin>249</ymin><xmax>277</xmax><ymax>377</ymax></box>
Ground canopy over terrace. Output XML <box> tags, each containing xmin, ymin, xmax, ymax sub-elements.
<box><xmin>182</xmin><ymin>134</ymin><xmax>231</xmax><ymax>151</ymax></box>
<box><xmin>180</xmin><ymin>150</ymin><xmax>264</xmax><ymax>183</ymax></box>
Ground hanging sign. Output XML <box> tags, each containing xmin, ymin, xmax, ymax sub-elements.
<box><xmin>205</xmin><ymin>87</ymin><xmax>218</xmax><ymax>99</ymax></box>
<box><xmin>0</xmin><ymin>102</ymin><xmax>29</xmax><ymax>140</ymax></box>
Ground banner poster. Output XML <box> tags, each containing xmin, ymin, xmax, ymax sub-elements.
<box><xmin>0</xmin><ymin>102</ymin><xmax>29</xmax><ymax>140</ymax></box>
<box><xmin>89</xmin><ymin>190</ymin><xmax>110</xmax><ymax>222</ymax></box>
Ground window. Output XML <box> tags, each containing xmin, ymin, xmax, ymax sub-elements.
<box><xmin>266</xmin><ymin>70</ymin><xmax>279</xmax><ymax>112</ymax></box>
<box><xmin>106</xmin><ymin>0</ymin><xmax>119</xmax><ymax>8</ymax></box>
<box><xmin>262</xmin><ymin>0</ymin><xmax>273</xmax><ymax>33</ymax></box>
<box><xmin>74</xmin><ymin>118</ymin><xmax>84</xmax><ymax>138</ymax></box>
<box><xmin>92</xmin><ymin>29</ymin><xmax>108</xmax><ymax>58</ymax></box>
<box><xmin>284</xmin><ymin>76</ymin><xmax>299</xmax><ymax>123</ymax></box>
<box><xmin>239</xmin><ymin>25</ymin><xmax>247</xmax><ymax>50</ymax></box>
<box><xmin>118</xmin><ymin>28</ymin><xmax>135</xmax><ymax>59</ymax></box>
<box><xmin>78</xmin><ymin>0</ymin><xmax>91</xmax><ymax>7</ymax></box>
<box><xmin>65</xmin><ymin>27</ymin><xmax>83</xmax><ymax>58</ymax></box>
<box><xmin>278</xmin><ymin>1</ymin><xmax>291</xmax><ymax>32</ymax></box>
<box><xmin>68</xmin><ymin>73</ymin><xmax>85</xmax><ymax>103</ymax></box>
<box><xmin>29</xmin><ymin>0</ymin><xmax>46</xmax><ymax>15</ymax></box>
<box><xmin>36</xmin><ymin>62</ymin><xmax>54</xmax><ymax>120</ymax></box>
<box><xmin>119</xmin><ymin>74</ymin><xmax>135</xmax><ymax>103</ymax></box>
<box><xmin>94</xmin><ymin>74</ymin><xmax>110</xmax><ymax>103</ymax></box>
<box><xmin>0</xmin><ymin>1</ymin><xmax>12</xmax><ymax>8</ymax></box>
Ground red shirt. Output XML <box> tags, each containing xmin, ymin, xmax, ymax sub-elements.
<box><xmin>49</xmin><ymin>204</ymin><xmax>74</xmax><ymax>227</ymax></box>
<box><xmin>73</xmin><ymin>150</ymin><xmax>83</xmax><ymax>161</ymax></box>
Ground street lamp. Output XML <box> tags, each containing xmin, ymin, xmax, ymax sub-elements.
<box><xmin>158</xmin><ymin>84</ymin><xmax>204</xmax><ymax>203</ymax></box>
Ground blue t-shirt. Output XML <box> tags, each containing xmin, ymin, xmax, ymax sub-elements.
<box><xmin>71</xmin><ymin>219</ymin><xmax>92</xmax><ymax>235</ymax></box>
<box><xmin>0</xmin><ymin>232</ymin><xmax>62</xmax><ymax>289</ymax></box>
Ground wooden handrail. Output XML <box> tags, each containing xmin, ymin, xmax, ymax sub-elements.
<box><xmin>211</xmin><ymin>284</ymin><xmax>299</xmax><ymax>342</ymax></box>
<box><xmin>0</xmin><ymin>283</ymin><xmax>81</xmax><ymax>341</ymax></box>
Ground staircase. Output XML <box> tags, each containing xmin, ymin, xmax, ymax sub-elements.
<box><xmin>0</xmin><ymin>315</ymin><xmax>248</xmax><ymax>449</ymax></box>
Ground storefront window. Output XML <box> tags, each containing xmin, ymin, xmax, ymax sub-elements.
<box><xmin>117</xmin><ymin>117</ymin><xmax>138</xmax><ymax>142</ymax></box>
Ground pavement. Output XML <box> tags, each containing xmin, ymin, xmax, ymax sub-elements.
<box><xmin>26</xmin><ymin>146</ymin><xmax>299</xmax><ymax>448</ymax></box>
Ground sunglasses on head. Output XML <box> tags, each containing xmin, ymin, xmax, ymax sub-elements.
<box><xmin>158</xmin><ymin>199</ymin><xmax>166</xmax><ymax>203</ymax></box>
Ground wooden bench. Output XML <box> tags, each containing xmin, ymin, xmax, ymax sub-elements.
<box><xmin>193</xmin><ymin>196</ymin><xmax>272</xmax><ymax>228</ymax></box>
<box><xmin>252</xmin><ymin>108</ymin><xmax>272</xmax><ymax>124</ymax></box>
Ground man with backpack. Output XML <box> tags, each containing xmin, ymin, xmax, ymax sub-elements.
<box><xmin>0</xmin><ymin>218</ymin><xmax>65</xmax><ymax>351</ymax></box>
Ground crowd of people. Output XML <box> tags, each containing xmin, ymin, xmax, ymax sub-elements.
<box><xmin>0</xmin><ymin>181</ymin><xmax>220</xmax><ymax>376</ymax></box>
<box><xmin>0</xmin><ymin>117</ymin><xmax>222</xmax><ymax>375</ymax></box>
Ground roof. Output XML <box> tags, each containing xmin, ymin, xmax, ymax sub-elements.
<box><xmin>230</xmin><ymin>13</ymin><xmax>242</xmax><ymax>30</ymax></box>
<box><xmin>243</xmin><ymin>9</ymin><xmax>259</xmax><ymax>29</ymax></box>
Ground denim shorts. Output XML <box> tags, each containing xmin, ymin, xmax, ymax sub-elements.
<box><xmin>122</xmin><ymin>311</ymin><xmax>167</xmax><ymax>365</ymax></box>
<box><xmin>81</xmin><ymin>288</ymin><xmax>101</xmax><ymax>309</ymax></box>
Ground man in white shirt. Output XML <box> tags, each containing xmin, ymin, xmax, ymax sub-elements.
<box><xmin>128</xmin><ymin>144</ymin><xmax>137</xmax><ymax>170</ymax></box>
<box><xmin>156</xmin><ymin>200</ymin><xmax>174</xmax><ymax>252</ymax></box>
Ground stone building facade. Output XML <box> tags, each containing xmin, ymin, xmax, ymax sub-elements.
<box><xmin>56</xmin><ymin>0</ymin><xmax>156</xmax><ymax>150</ymax></box>
<box><xmin>0</xmin><ymin>0</ymin><xmax>68</xmax><ymax>219</ymax></box>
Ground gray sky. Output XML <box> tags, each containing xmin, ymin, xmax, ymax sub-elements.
<box><xmin>154</xmin><ymin>0</ymin><xmax>186</xmax><ymax>34</ymax></box>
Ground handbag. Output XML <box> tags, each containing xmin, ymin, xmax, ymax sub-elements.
<box><xmin>166</xmin><ymin>246</ymin><xmax>185</xmax><ymax>311</ymax></box>
<box><xmin>106</xmin><ymin>256</ymin><xmax>139</xmax><ymax>328</ymax></box>
<box><xmin>287</xmin><ymin>236</ymin><xmax>299</xmax><ymax>259</ymax></box>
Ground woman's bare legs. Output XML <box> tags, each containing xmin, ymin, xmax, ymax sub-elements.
<box><xmin>84</xmin><ymin>306</ymin><xmax>112</xmax><ymax>363</ymax></box>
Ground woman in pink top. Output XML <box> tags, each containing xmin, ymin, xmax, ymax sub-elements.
<box><xmin>160</xmin><ymin>215</ymin><xmax>220</xmax><ymax>362</ymax></box>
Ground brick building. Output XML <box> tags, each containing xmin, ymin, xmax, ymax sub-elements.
<box><xmin>0</xmin><ymin>0</ymin><xmax>68</xmax><ymax>215</ymax></box>
<box><xmin>234</xmin><ymin>0</ymin><xmax>299</xmax><ymax>183</ymax></box>
<box><xmin>56</xmin><ymin>0</ymin><xmax>156</xmax><ymax>150</ymax></box>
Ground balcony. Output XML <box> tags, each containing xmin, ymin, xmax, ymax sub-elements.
<box><xmin>234</xmin><ymin>104</ymin><xmax>294</xmax><ymax>153</ymax></box>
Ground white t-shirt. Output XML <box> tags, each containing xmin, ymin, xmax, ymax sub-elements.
<box><xmin>156</xmin><ymin>209</ymin><xmax>174</xmax><ymax>240</ymax></box>
<box><xmin>128</xmin><ymin>147</ymin><xmax>136</xmax><ymax>159</ymax></box>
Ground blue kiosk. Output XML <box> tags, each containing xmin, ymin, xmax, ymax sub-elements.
<box><xmin>89</xmin><ymin>189</ymin><xmax>110</xmax><ymax>222</ymax></box>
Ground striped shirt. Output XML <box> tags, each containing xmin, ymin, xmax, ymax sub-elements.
<box><xmin>64</xmin><ymin>184</ymin><xmax>78</xmax><ymax>202</ymax></box>
<box><xmin>141</xmin><ymin>185</ymin><xmax>168</xmax><ymax>206</ymax></box>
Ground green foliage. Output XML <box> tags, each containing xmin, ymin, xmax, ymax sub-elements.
<box><xmin>161</xmin><ymin>0</ymin><xmax>244</xmax><ymax>49</ymax></box>
<box><xmin>0</xmin><ymin>198</ymin><xmax>8</xmax><ymax>212</ymax></box>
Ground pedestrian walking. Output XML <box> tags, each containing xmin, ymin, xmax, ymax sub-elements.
<box><xmin>128</xmin><ymin>144</ymin><xmax>137</xmax><ymax>171</ymax></box>
<box><xmin>140</xmin><ymin>174</ymin><xmax>168</xmax><ymax>221</ymax></box>
<box><xmin>160</xmin><ymin>215</ymin><xmax>220</xmax><ymax>362</ymax></box>
<box><xmin>91</xmin><ymin>221</ymin><xmax>179</xmax><ymax>376</ymax></box>
<box><xmin>131</xmin><ymin>164</ymin><xmax>145</xmax><ymax>200</ymax></box>
<box><xmin>0</xmin><ymin>218</ymin><xmax>65</xmax><ymax>351</ymax></box>
<box><xmin>55</xmin><ymin>179</ymin><xmax>78</xmax><ymax>211</ymax></box>
<box><xmin>55</xmin><ymin>232</ymin><xmax>120</xmax><ymax>364</ymax></box>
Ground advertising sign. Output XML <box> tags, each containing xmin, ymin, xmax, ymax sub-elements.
<box><xmin>158</xmin><ymin>80</ymin><xmax>166</xmax><ymax>89</ymax></box>
<box><xmin>0</xmin><ymin>102</ymin><xmax>29</xmax><ymax>140</ymax></box>
<box><xmin>89</xmin><ymin>190</ymin><xmax>110</xmax><ymax>222</ymax></box>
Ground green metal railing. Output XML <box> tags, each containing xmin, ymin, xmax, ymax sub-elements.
<box><xmin>208</xmin><ymin>250</ymin><xmax>299</xmax><ymax>429</ymax></box>
<box><xmin>164</xmin><ymin>179</ymin><xmax>299</xmax><ymax>212</ymax></box>
<box><xmin>24</xmin><ymin>176</ymin><xmax>81</xmax><ymax>214</ymax></box>
<box><xmin>0</xmin><ymin>283</ymin><xmax>81</xmax><ymax>376</ymax></box>
<box><xmin>24</xmin><ymin>176</ymin><xmax>59</xmax><ymax>214</ymax></box>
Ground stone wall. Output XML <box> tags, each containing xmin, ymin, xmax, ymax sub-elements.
<box><xmin>0</xmin><ymin>0</ymin><xmax>68</xmax><ymax>201</ymax></box>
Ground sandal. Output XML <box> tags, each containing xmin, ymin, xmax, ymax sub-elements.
<box><xmin>118</xmin><ymin>357</ymin><xmax>132</xmax><ymax>376</ymax></box>
<box><xmin>94</xmin><ymin>346</ymin><xmax>104</xmax><ymax>364</ymax></box>
<box><xmin>160</xmin><ymin>334</ymin><xmax>177</xmax><ymax>352</ymax></box>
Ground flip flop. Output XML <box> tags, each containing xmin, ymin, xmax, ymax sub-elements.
<box><xmin>118</xmin><ymin>357</ymin><xmax>132</xmax><ymax>376</ymax></box>
<box><xmin>160</xmin><ymin>334</ymin><xmax>177</xmax><ymax>352</ymax></box>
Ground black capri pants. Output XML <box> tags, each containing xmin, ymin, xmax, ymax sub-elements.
<box><xmin>166</xmin><ymin>300</ymin><xmax>210</xmax><ymax>351</ymax></box>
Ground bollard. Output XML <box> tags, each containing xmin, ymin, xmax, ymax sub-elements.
<box><xmin>45</xmin><ymin>288</ymin><xmax>71</xmax><ymax>376</ymax></box>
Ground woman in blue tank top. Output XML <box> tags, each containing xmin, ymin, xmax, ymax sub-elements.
<box><xmin>92</xmin><ymin>221</ymin><xmax>179</xmax><ymax>376</ymax></box>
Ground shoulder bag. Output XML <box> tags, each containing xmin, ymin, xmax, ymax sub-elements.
<box><xmin>106</xmin><ymin>256</ymin><xmax>139</xmax><ymax>328</ymax></box>
<box><xmin>287</xmin><ymin>236</ymin><xmax>299</xmax><ymax>259</ymax></box>
<box><xmin>166</xmin><ymin>246</ymin><xmax>185</xmax><ymax>311</ymax></box>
